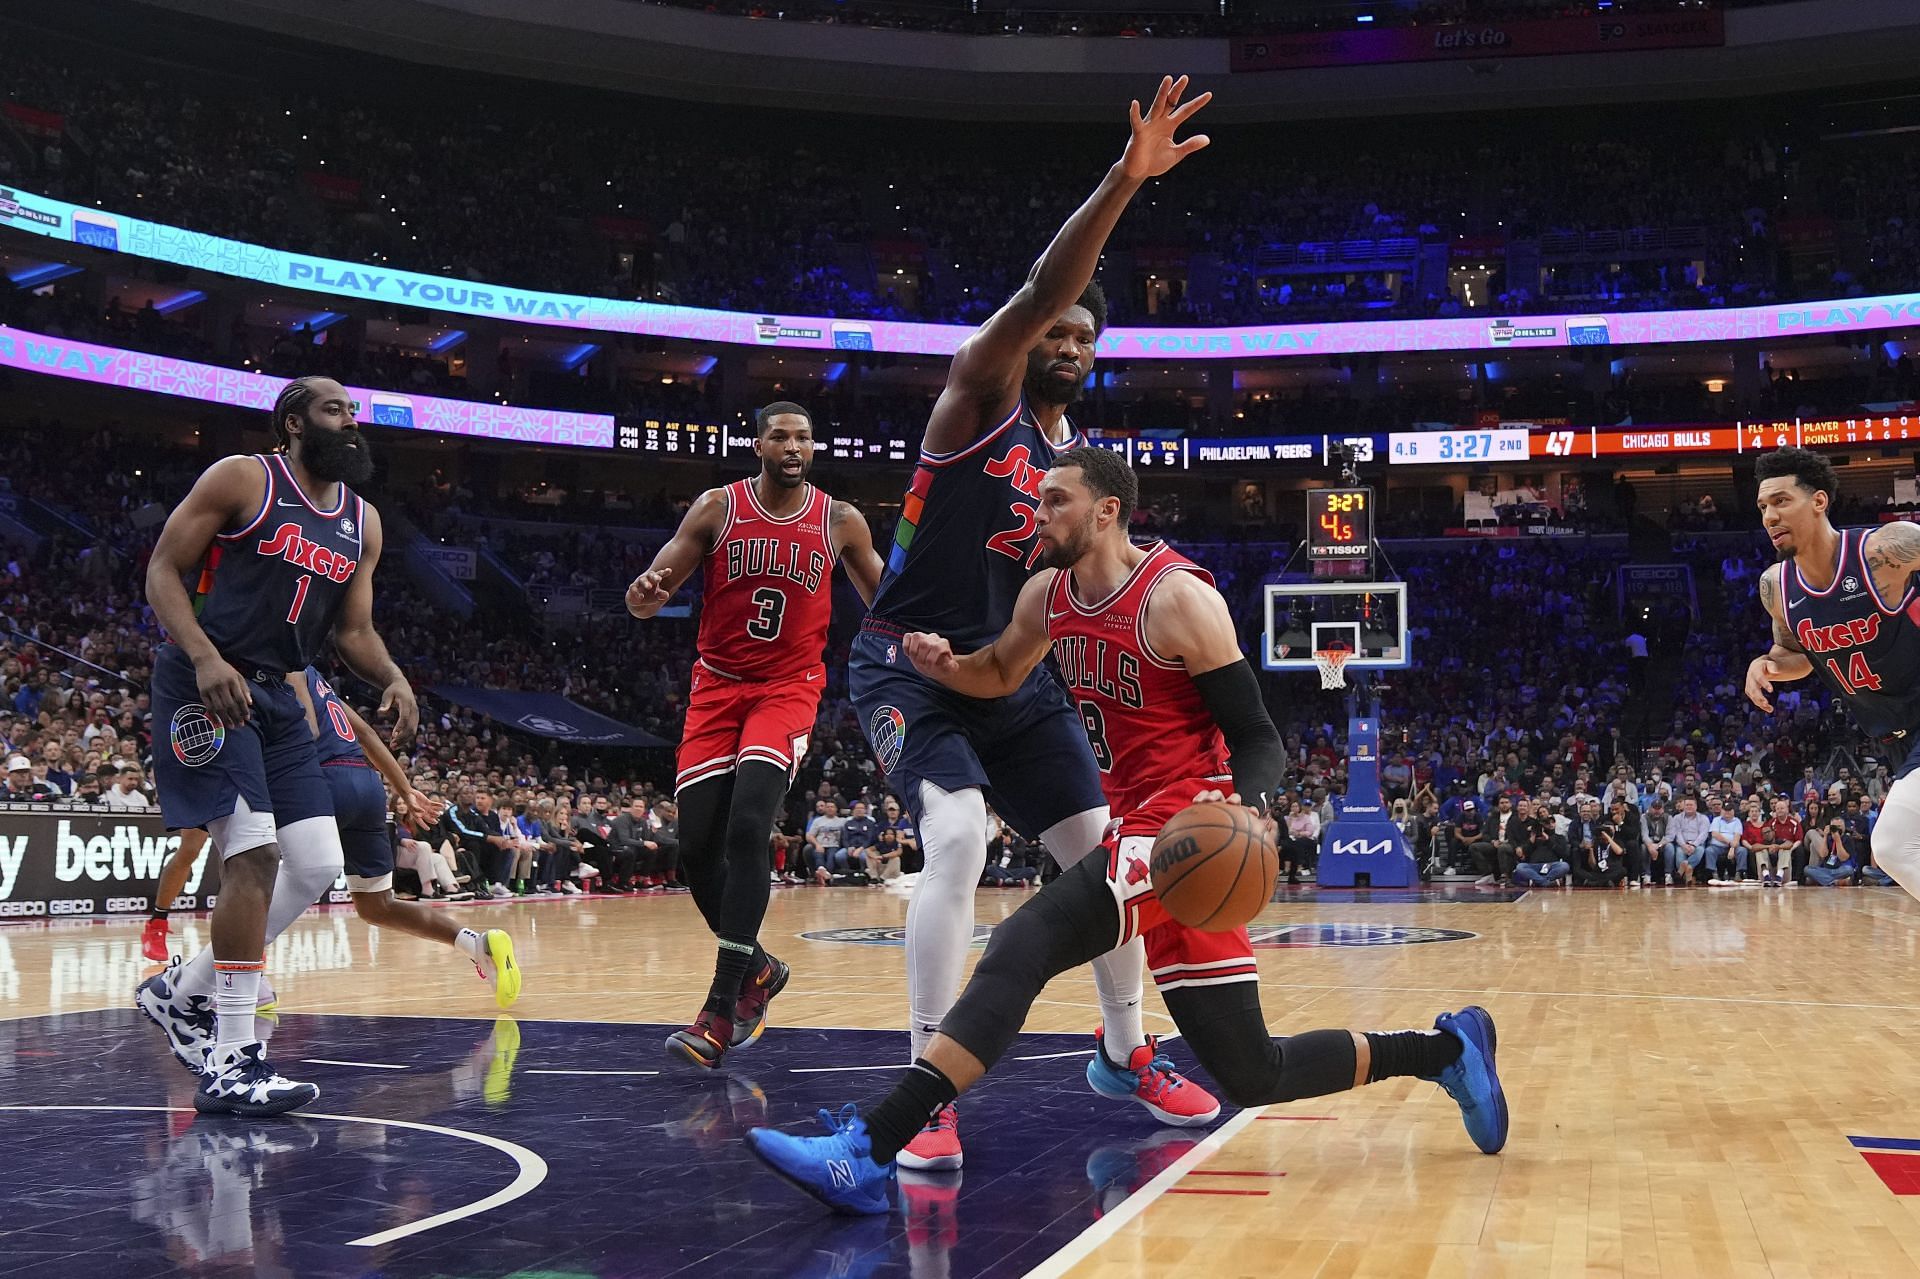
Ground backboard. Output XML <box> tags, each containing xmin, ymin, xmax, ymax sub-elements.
<box><xmin>1262</xmin><ymin>580</ymin><xmax>1411</xmax><ymax>672</ymax></box>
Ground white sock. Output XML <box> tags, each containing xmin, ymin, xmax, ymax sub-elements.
<box><xmin>906</xmin><ymin>781</ymin><xmax>989</xmax><ymax>1061</ymax></box>
<box><xmin>456</xmin><ymin>928</ymin><xmax>485</xmax><ymax>961</ymax></box>
<box><xmin>1037</xmin><ymin>809</ymin><xmax>1146</xmax><ymax>1058</ymax></box>
<box><xmin>214</xmin><ymin>960</ymin><xmax>263</xmax><ymax>1049</ymax></box>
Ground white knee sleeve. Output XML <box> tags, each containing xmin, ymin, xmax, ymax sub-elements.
<box><xmin>905</xmin><ymin>780</ymin><xmax>988</xmax><ymax>1060</ymax></box>
<box><xmin>1036</xmin><ymin>805</ymin><xmax>1145</xmax><ymax>1054</ymax></box>
<box><xmin>175</xmin><ymin>816</ymin><xmax>345</xmax><ymax>999</ymax></box>
<box><xmin>1871</xmin><ymin>774</ymin><xmax>1920</xmax><ymax>901</ymax></box>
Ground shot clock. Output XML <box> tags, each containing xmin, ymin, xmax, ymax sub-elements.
<box><xmin>1307</xmin><ymin>487</ymin><xmax>1374</xmax><ymax>577</ymax></box>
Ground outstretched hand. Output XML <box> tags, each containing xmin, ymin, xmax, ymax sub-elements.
<box><xmin>1121</xmin><ymin>75</ymin><xmax>1212</xmax><ymax>181</ymax></box>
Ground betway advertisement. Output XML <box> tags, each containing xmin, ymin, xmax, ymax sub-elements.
<box><xmin>0</xmin><ymin>811</ymin><xmax>217</xmax><ymax>920</ymax></box>
<box><xmin>8</xmin><ymin>182</ymin><xmax>1920</xmax><ymax>361</ymax></box>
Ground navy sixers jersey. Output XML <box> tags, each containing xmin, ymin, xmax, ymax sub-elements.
<box><xmin>193</xmin><ymin>454</ymin><xmax>364</xmax><ymax>674</ymax></box>
<box><xmin>869</xmin><ymin>400</ymin><xmax>1084</xmax><ymax>651</ymax></box>
<box><xmin>304</xmin><ymin>667</ymin><xmax>367</xmax><ymax>765</ymax></box>
<box><xmin>1781</xmin><ymin>526</ymin><xmax>1920</xmax><ymax>736</ymax></box>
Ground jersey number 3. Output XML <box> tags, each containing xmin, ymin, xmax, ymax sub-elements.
<box><xmin>1826</xmin><ymin>651</ymin><xmax>1884</xmax><ymax>695</ymax></box>
<box><xmin>747</xmin><ymin>586</ymin><xmax>786</xmax><ymax>641</ymax></box>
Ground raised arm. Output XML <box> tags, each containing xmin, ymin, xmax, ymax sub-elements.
<box><xmin>1747</xmin><ymin>563</ymin><xmax>1815</xmax><ymax>713</ymax></box>
<box><xmin>902</xmin><ymin>570</ymin><xmax>1057</xmax><ymax>699</ymax></box>
<box><xmin>1144</xmin><ymin>570</ymin><xmax>1286</xmax><ymax>809</ymax></box>
<box><xmin>830</xmin><ymin>500</ymin><xmax>884</xmax><ymax>608</ymax></box>
<box><xmin>626</xmin><ymin>487</ymin><xmax>727</xmax><ymax>619</ymax></box>
<box><xmin>922</xmin><ymin>76</ymin><xmax>1211</xmax><ymax>454</ymax></box>
<box><xmin>144</xmin><ymin>455</ymin><xmax>269</xmax><ymax>727</ymax></box>
<box><xmin>330</xmin><ymin>503</ymin><xmax>416</xmax><ymax>745</ymax></box>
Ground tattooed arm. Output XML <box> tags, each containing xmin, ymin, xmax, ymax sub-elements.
<box><xmin>1747</xmin><ymin>563</ymin><xmax>1814</xmax><ymax>713</ymax></box>
<box><xmin>1863</xmin><ymin>520</ymin><xmax>1920</xmax><ymax>591</ymax></box>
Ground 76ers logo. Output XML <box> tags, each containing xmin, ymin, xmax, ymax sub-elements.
<box><xmin>984</xmin><ymin>445</ymin><xmax>1047</xmax><ymax>565</ymax></box>
<box><xmin>258</xmin><ymin>522</ymin><xmax>358</xmax><ymax>582</ymax></box>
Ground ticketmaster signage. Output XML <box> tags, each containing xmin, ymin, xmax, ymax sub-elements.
<box><xmin>7</xmin><ymin>184</ymin><xmax>1920</xmax><ymax>360</ymax></box>
<box><xmin>0</xmin><ymin>325</ymin><xmax>613</xmax><ymax>448</ymax></box>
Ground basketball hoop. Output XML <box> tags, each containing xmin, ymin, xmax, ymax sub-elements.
<box><xmin>1313</xmin><ymin>648</ymin><xmax>1350</xmax><ymax>690</ymax></box>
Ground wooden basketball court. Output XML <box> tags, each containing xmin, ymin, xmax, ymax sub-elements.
<box><xmin>9</xmin><ymin>881</ymin><xmax>1920</xmax><ymax>1276</ymax></box>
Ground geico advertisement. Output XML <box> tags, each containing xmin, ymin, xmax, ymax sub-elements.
<box><xmin>0</xmin><ymin>811</ymin><xmax>220</xmax><ymax>918</ymax></box>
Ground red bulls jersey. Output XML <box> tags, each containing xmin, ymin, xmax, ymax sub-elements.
<box><xmin>1044</xmin><ymin>542</ymin><xmax>1230</xmax><ymax>818</ymax></box>
<box><xmin>192</xmin><ymin>454</ymin><xmax>364</xmax><ymax>674</ymax></box>
<box><xmin>1781</xmin><ymin>525</ymin><xmax>1920</xmax><ymax>737</ymax></box>
<box><xmin>696</xmin><ymin>480</ymin><xmax>836</xmax><ymax>681</ymax></box>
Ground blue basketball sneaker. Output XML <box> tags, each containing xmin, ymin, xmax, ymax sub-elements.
<box><xmin>1423</xmin><ymin>1005</ymin><xmax>1507</xmax><ymax>1154</ymax></box>
<box><xmin>194</xmin><ymin>1041</ymin><xmax>320</xmax><ymax>1117</ymax></box>
<box><xmin>746</xmin><ymin>1105</ymin><xmax>896</xmax><ymax>1215</ymax></box>
<box><xmin>135</xmin><ymin>957</ymin><xmax>215</xmax><ymax>1075</ymax></box>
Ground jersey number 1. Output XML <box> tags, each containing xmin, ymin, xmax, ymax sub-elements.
<box><xmin>747</xmin><ymin>586</ymin><xmax>786</xmax><ymax>641</ymax></box>
<box><xmin>1827</xmin><ymin>651</ymin><xmax>1883</xmax><ymax>695</ymax></box>
<box><xmin>287</xmin><ymin>574</ymin><xmax>312</xmax><ymax>624</ymax></box>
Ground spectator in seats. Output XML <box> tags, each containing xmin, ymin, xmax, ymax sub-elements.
<box><xmin>1758</xmin><ymin>796</ymin><xmax>1800</xmax><ymax>888</ymax></box>
<box><xmin>1601</xmin><ymin>765</ymin><xmax>1639</xmax><ymax>812</ymax></box>
<box><xmin>1602</xmin><ymin>796</ymin><xmax>1646</xmax><ymax>886</ymax></box>
<box><xmin>803</xmin><ymin>799</ymin><xmax>848</xmax><ymax>884</ymax></box>
<box><xmin>102</xmin><ymin>765</ymin><xmax>152</xmax><ymax>812</ymax></box>
<box><xmin>651</xmin><ymin>799</ymin><xmax>682</xmax><ymax>890</ymax></box>
<box><xmin>571</xmin><ymin>794</ymin><xmax>614</xmax><ymax>888</ymax></box>
<box><xmin>500</xmin><ymin>801</ymin><xmax>543</xmax><ymax>895</ymax></box>
<box><xmin>879</xmin><ymin>796</ymin><xmax>919</xmax><ymax>875</ymax></box>
<box><xmin>611</xmin><ymin>796</ymin><xmax>661</xmax><ymax>891</ymax></box>
<box><xmin>982</xmin><ymin>827</ymin><xmax>1042</xmax><ymax>887</ymax></box>
<box><xmin>867</xmin><ymin>823</ymin><xmax>905</xmax><ymax>882</ymax></box>
<box><xmin>1282</xmin><ymin>797</ymin><xmax>1319</xmax><ymax>884</ymax></box>
<box><xmin>3</xmin><ymin>754</ymin><xmax>53</xmax><ymax>801</ymax></box>
<box><xmin>1484</xmin><ymin>794</ymin><xmax>1523</xmax><ymax>884</ymax></box>
<box><xmin>1513</xmin><ymin>800</ymin><xmax>1571</xmax><ymax>887</ymax></box>
<box><xmin>1569</xmin><ymin>799</ymin><xmax>1623</xmax><ymax>887</ymax></box>
<box><xmin>536</xmin><ymin>798</ymin><xmax>585</xmax><ymax>894</ymax></box>
<box><xmin>393</xmin><ymin>795</ymin><xmax>472</xmax><ymax>901</ymax></box>
<box><xmin>1455</xmin><ymin>799</ymin><xmax>1496</xmax><ymax>883</ymax></box>
<box><xmin>1805</xmin><ymin>815</ymin><xmax>1858</xmax><ymax>886</ymax></box>
<box><xmin>38</xmin><ymin>742</ymin><xmax>74</xmax><ymax>796</ymax></box>
<box><xmin>448</xmin><ymin>788</ymin><xmax>513</xmax><ymax>898</ymax></box>
<box><xmin>1665</xmin><ymin>796</ymin><xmax>1711</xmax><ymax>886</ymax></box>
<box><xmin>68</xmin><ymin>771</ymin><xmax>106</xmax><ymax>807</ymax></box>
<box><xmin>837</xmin><ymin>799</ymin><xmax>879</xmax><ymax>875</ymax></box>
<box><xmin>1705</xmin><ymin>797</ymin><xmax>1747</xmax><ymax>885</ymax></box>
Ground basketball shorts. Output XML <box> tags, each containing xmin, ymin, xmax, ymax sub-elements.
<box><xmin>151</xmin><ymin>644</ymin><xmax>333</xmax><ymax>850</ymax></box>
<box><xmin>849</xmin><ymin>627</ymin><xmax>1106</xmax><ymax>838</ymax></box>
<box><xmin>1101</xmin><ymin>777</ymin><xmax>1260</xmax><ymax>994</ymax></box>
<box><xmin>323</xmin><ymin>759</ymin><xmax>393</xmax><ymax>892</ymax></box>
<box><xmin>675</xmin><ymin>660</ymin><xmax>825</xmax><ymax>792</ymax></box>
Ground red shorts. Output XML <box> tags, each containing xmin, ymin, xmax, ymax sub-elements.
<box><xmin>675</xmin><ymin>661</ymin><xmax>824</xmax><ymax>792</ymax></box>
<box><xmin>1101</xmin><ymin>778</ymin><xmax>1258</xmax><ymax>994</ymax></box>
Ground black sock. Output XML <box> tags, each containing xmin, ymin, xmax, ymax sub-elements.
<box><xmin>149</xmin><ymin>905</ymin><xmax>169</xmax><ymax>922</ymax></box>
<box><xmin>865</xmin><ymin>1060</ymin><xmax>958</xmax><ymax>1164</ymax></box>
<box><xmin>705</xmin><ymin>936</ymin><xmax>757</xmax><ymax>1019</ymax></box>
<box><xmin>1364</xmin><ymin>1030</ymin><xmax>1462</xmax><ymax>1083</ymax></box>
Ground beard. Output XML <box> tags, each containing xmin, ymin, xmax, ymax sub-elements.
<box><xmin>1039</xmin><ymin>514</ymin><xmax>1095</xmax><ymax>569</ymax></box>
<box><xmin>1026</xmin><ymin>358</ymin><xmax>1086</xmax><ymax>407</ymax></box>
<box><xmin>300</xmin><ymin>422</ymin><xmax>375</xmax><ymax>485</ymax></box>
<box><xmin>765</xmin><ymin>457</ymin><xmax>810</xmax><ymax>489</ymax></box>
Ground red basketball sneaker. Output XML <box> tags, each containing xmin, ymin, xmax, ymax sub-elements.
<box><xmin>1085</xmin><ymin>1028</ymin><xmax>1221</xmax><ymax>1127</ymax></box>
<box><xmin>896</xmin><ymin>1103</ymin><xmax>962</xmax><ymax>1171</ymax></box>
<box><xmin>665</xmin><ymin>1011</ymin><xmax>734</xmax><ymax>1070</ymax></box>
<box><xmin>140</xmin><ymin>916</ymin><xmax>170</xmax><ymax>963</ymax></box>
<box><xmin>730</xmin><ymin>953</ymin><xmax>791</xmax><ymax>1048</ymax></box>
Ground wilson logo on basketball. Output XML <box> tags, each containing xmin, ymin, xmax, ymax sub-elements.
<box><xmin>256</xmin><ymin>522</ymin><xmax>358</xmax><ymax>582</ymax></box>
<box><xmin>1150</xmin><ymin>835</ymin><xmax>1203</xmax><ymax>877</ymax></box>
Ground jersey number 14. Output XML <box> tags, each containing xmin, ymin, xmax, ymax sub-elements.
<box><xmin>1827</xmin><ymin>651</ymin><xmax>1883</xmax><ymax>695</ymax></box>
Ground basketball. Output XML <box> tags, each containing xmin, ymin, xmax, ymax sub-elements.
<box><xmin>1150</xmin><ymin>802</ymin><xmax>1279</xmax><ymax>932</ymax></box>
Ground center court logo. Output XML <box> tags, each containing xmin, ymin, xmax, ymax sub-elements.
<box><xmin>868</xmin><ymin>706</ymin><xmax>906</xmax><ymax>774</ymax></box>
<box><xmin>801</xmin><ymin>923</ymin><xmax>1475</xmax><ymax>948</ymax></box>
<box><xmin>169</xmin><ymin>704</ymin><xmax>226</xmax><ymax>766</ymax></box>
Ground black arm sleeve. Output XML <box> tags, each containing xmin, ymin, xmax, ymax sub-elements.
<box><xmin>1191</xmin><ymin>659</ymin><xmax>1287</xmax><ymax>809</ymax></box>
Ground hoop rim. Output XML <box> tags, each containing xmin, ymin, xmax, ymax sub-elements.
<box><xmin>1312</xmin><ymin>647</ymin><xmax>1350</xmax><ymax>688</ymax></box>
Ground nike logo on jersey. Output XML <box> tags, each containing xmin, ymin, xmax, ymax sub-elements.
<box><xmin>805</xmin><ymin>671</ymin><xmax>822</xmax><ymax>682</ymax></box>
<box><xmin>277</xmin><ymin>499</ymin><xmax>305</xmax><ymax>508</ymax></box>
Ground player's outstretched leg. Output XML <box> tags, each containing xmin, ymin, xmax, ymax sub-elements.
<box><xmin>668</xmin><ymin>762</ymin><xmax>788</xmax><ymax>1068</ymax></box>
<box><xmin>143</xmin><ymin>828</ymin><xmax>208</xmax><ymax>963</ymax></box>
<box><xmin>351</xmin><ymin>890</ymin><xmax>522</xmax><ymax>1010</ymax></box>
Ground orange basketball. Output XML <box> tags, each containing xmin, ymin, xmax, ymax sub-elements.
<box><xmin>1150</xmin><ymin>801</ymin><xmax>1279</xmax><ymax>932</ymax></box>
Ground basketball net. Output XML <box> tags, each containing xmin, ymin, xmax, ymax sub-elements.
<box><xmin>1313</xmin><ymin>648</ymin><xmax>1351</xmax><ymax>689</ymax></box>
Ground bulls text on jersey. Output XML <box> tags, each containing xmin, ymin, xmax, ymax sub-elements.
<box><xmin>1053</xmin><ymin>634</ymin><xmax>1145</xmax><ymax>709</ymax></box>
<box><xmin>722</xmin><ymin>538</ymin><xmax>827</xmax><ymax>592</ymax></box>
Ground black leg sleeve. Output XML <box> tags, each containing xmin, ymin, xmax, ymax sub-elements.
<box><xmin>676</xmin><ymin>774</ymin><xmax>733</xmax><ymax>926</ymax></box>
<box><xmin>712</xmin><ymin>761</ymin><xmax>787</xmax><ymax>945</ymax></box>
<box><xmin>938</xmin><ymin>854</ymin><xmax>1122</xmax><ymax>1070</ymax></box>
<box><xmin>1166</xmin><ymin>982</ymin><xmax>1358</xmax><ymax>1108</ymax></box>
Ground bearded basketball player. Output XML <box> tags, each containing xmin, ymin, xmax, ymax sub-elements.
<box><xmin>627</xmin><ymin>402</ymin><xmax>883</xmax><ymax>1067</ymax></box>
<box><xmin>848</xmin><ymin>75</ymin><xmax>1219</xmax><ymax>1169</ymax></box>
<box><xmin>1747</xmin><ymin>446</ymin><xmax>1920</xmax><ymax>899</ymax></box>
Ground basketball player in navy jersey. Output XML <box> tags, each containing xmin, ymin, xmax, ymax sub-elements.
<box><xmin>850</xmin><ymin>75</ymin><xmax>1217</xmax><ymax>1168</ymax></box>
<box><xmin>136</xmin><ymin>376</ymin><xmax>416</xmax><ymax>1116</ymax></box>
<box><xmin>289</xmin><ymin>666</ymin><xmax>521</xmax><ymax>1008</ymax></box>
<box><xmin>1747</xmin><ymin>447</ymin><xmax>1920</xmax><ymax>899</ymax></box>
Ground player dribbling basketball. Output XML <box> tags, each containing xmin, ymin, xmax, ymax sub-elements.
<box><xmin>747</xmin><ymin>449</ymin><xmax>1508</xmax><ymax>1213</ymax></box>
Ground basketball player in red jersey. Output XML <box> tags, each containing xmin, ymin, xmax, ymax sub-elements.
<box><xmin>1746</xmin><ymin>447</ymin><xmax>1920</xmax><ymax>898</ymax></box>
<box><xmin>627</xmin><ymin>402</ymin><xmax>884</xmax><ymax>1067</ymax></box>
<box><xmin>748</xmin><ymin>449</ymin><xmax>1506</xmax><ymax>1213</ymax></box>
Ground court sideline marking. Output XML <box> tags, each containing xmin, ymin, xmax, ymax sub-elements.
<box><xmin>0</xmin><ymin>1104</ymin><xmax>548</xmax><ymax>1247</ymax></box>
<box><xmin>1021</xmin><ymin>1103</ymin><xmax>1267</xmax><ymax>1279</ymax></box>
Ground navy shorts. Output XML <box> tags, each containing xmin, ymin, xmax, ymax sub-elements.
<box><xmin>323</xmin><ymin>760</ymin><xmax>393</xmax><ymax>889</ymax></box>
<box><xmin>151</xmin><ymin>644</ymin><xmax>333</xmax><ymax>834</ymax></box>
<box><xmin>849</xmin><ymin>628</ymin><xmax>1106</xmax><ymax>837</ymax></box>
